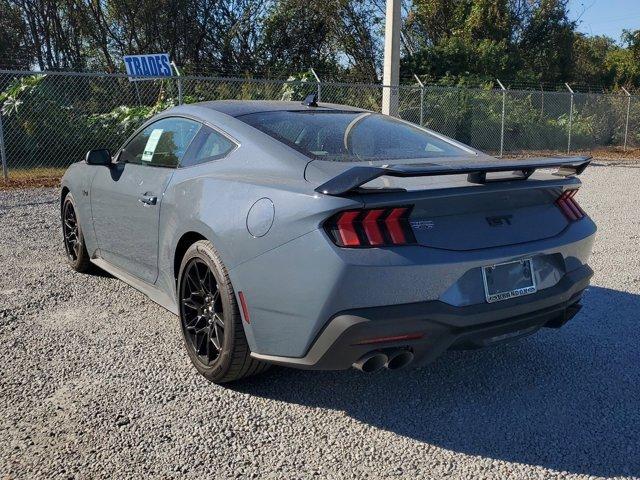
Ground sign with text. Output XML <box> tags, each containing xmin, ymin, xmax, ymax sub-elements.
<box><xmin>123</xmin><ymin>53</ymin><xmax>173</xmax><ymax>81</ymax></box>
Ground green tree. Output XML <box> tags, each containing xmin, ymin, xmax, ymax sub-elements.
<box><xmin>404</xmin><ymin>0</ymin><xmax>517</xmax><ymax>83</ymax></box>
<box><xmin>3</xmin><ymin>0</ymin><xmax>640</xmax><ymax>90</ymax></box>
<box><xmin>604</xmin><ymin>30</ymin><xmax>640</xmax><ymax>87</ymax></box>
<box><xmin>518</xmin><ymin>0</ymin><xmax>575</xmax><ymax>84</ymax></box>
<box><xmin>259</xmin><ymin>0</ymin><xmax>381</xmax><ymax>82</ymax></box>
<box><xmin>260</xmin><ymin>0</ymin><xmax>338</xmax><ymax>75</ymax></box>
<box><xmin>571</xmin><ymin>34</ymin><xmax>616</xmax><ymax>87</ymax></box>
<box><xmin>0</xmin><ymin>0</ymin><xmax>30</xmax><ymax>69</ymax></box>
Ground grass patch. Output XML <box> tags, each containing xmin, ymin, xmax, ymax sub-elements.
<box><xmin>1</xmin><ymin>167</ymin><xmax>65</xmax><ymax>190</ymax></box>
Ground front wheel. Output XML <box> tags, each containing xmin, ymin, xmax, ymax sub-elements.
<box><xmin>61</xmin><ymin>193</ymin><xmax>91</xmax><ymax>272</ymax></box>
<box><xmin>177</xmin><ymin>240</ymin><xmax>269</xmax><ymax>383</ymax></box>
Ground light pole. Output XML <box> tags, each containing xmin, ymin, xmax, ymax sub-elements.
<box><xmin>382</xmin><ymin>0</ymin><xmax>401</xmax><ymax>117</ymax></box>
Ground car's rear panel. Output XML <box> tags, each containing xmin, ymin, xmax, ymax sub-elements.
<box><xmin>229</xmin><ymin>164</ymin><xmax>596</xmax><ymax>361</ymax></box>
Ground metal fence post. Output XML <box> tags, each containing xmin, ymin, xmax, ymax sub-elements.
<box><xmin>565</xmin><ymin>83</ymin><xmax>574</xmax><ymax>154</ymax></box>
<box><xmin>414</xmin><ymin>74</ymin><xmax>425</xmax><ymax>126</ymax></box>
<box><xmin>622</xmin><ymin>87</ymin><xmax>631</xmax><ymax>151</ymax></box>
<box><xmin>0</xmin><ymin>112</ymin><xmax>7</xmax><ymax>181</ymax></box>
<box><xmin>311</xmin><ymin>68</ymin><xmax>321</xmax><ymax>102</ymax></box>
<box><xmin>171</xmin><ymin>62</ymin><xmax>183</xmax><ymax>105</ymax></box>
<box><xmin>496</xmin><ymin>79</ymin><xmax>506</xmax><ymax>157</ymax></box>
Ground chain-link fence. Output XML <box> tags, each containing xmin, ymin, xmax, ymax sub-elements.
<box><xmin>1</xmin><ymin>69</ymin><xmax>639</xmax><ymax>180</ymax></box>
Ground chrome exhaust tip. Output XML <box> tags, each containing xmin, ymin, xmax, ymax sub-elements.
<box><xmin>353</xmin><ymin>352</ymin><xmax>388</xmax><ymax>373</ymax></box>
<box><xmin>385</xmin><ymin>349</ymin><xmax>414</xmax><ymax>370</ymax></box>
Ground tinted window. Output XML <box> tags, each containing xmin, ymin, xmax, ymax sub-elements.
<box><xmin>180</xmin><ymin>126</ymin><xmax>236</xmax><ymax>167</ymax></box>
<box><xmin>121</xmin><ymin>117</ymin><xmax>200</xmax><ymax>167</ymax></box>
<box><xmin>238</xmin><ymin>111</ymin><xmax>469</xmax><ymax>162</ymax></box>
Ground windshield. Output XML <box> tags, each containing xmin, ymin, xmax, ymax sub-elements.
<box><xmin>237</xmin><ymin>110</ymin><xmax>471</xmax><ymax>162</ymax></box>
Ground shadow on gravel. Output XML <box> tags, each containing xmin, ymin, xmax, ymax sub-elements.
<box><xmin>233</xmin><ymin>286</ymin><xmax>640</xmax><ymax>478</ymax></box>
<box><xmin>0</xmin><ymin>199</ymin><xmax>57</xmax><ymax>211</ymax></box>
<box><xmin>590</xmin><ymin>161</ymin><xmax>640</xmax><ymax>169</ymax></box>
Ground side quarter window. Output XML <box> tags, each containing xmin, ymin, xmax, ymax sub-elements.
<box><xmin>180</xmin><ymin>126</ymin><xmax>237</xmax><ymax>168</ymax></box>
<box><xmin>121</xmin><ymin>117</ymin><xmax>201</xmax><ymax>168</ymax></box>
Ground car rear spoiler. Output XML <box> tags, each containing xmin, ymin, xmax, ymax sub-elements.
<box><xmin>315</xmin><ymin>156</ymin><xmax>592</xmax><ymax>195</ymax></box>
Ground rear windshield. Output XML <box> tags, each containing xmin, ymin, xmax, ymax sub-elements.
<box><xmin>237</xmin><ymin>110</ymin><xmax>470</xmax><ymax>162</ymax></box>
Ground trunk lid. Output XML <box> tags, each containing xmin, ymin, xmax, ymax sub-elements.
<box><xmin>306</xmin><ymin>157</ymin><xmax>584</xmax><ymax>251</ymax></box>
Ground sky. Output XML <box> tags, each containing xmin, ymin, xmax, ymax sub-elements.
<box><xmin>568</xmin><ymin>0</ymin><xmax>640</xmax><ymax>42</ymax></box>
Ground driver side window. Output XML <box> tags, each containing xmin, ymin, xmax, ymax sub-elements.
<box><xmin>121</xmin><ymin>117</ymin><xmax>201</xmax><ymax>168</ymax></box>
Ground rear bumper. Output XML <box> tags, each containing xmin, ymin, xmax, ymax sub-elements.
<box><xmin>233</xmin><ymin>216</ymin><xmax>596</xmax><ymax>358</ymax></box>
<box><xmin>251</xmin><ymin>264</ymin><xmax>593</xmax><ymax>370</ymax></box>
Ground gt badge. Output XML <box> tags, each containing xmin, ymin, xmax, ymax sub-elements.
<box><xmin>410</xmin><ymin>220</ymin><xmax>435</xmax><ymax>230</ymax></box>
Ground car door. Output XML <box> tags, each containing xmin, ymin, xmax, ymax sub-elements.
<box><xmin>90</xmin><ymin>117</ymin><xmax>201</xmax><ymax>284</ymax></box>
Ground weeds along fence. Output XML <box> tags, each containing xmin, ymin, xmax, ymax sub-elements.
<box><xmin>1</xmin><ymin>69</ymin><xmax>638</xmax><ymax>180</ymax></box>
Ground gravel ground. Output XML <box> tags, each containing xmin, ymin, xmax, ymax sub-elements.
<box><xmin>1</xmin><ymin>162</ymin><xmax>639</xmax><ymax>480</ymax></box>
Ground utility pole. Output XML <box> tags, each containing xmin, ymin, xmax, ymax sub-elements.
<box><xmin>382</xmin><ymin>0</ymin><xmax>401</xmax><ymax>117</ymax></box>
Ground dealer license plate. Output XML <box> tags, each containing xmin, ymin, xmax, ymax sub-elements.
<box><xmin>482</xmin><ymin>259</ymin><xmax>537</xmax><ymax>303</ymax></box>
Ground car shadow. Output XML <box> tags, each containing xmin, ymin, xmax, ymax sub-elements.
<box><xmin>591</xmin><ymin>161</ymin><xmax>640</xmax><ymax>169</ymax></box>
<box><xmin>88</xmin><ymin>266</ymin><xmax>113</xmax><ymax>278</ymax></box>
<box><xmin>0</xmin><ymin>199</ymin><xmax>57</xmax><ymax>211</ymax></box>
<box><xmin>232</xmin><ymin>286</ymin><xmax>640</xmax><ymax>478</ymax></box>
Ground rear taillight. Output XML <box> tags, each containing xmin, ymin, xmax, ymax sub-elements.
<box><xmin>324</xmin><ymin>207</ymin><xmax>416</xmax><ymax>247</ymax></box>
<box><xmin>556</xmin><ymin>189</ymin><xmax>585</xmax><ymax>221</ymax></box>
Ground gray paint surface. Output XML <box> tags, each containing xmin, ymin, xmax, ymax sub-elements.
<box><xmin>61</xmin><ymin>100</ymin><xmax>596</xmax><ymax>360</ymax></box>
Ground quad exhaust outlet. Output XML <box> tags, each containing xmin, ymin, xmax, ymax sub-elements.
<box><xmin>385</xmin><ymin>349</ymin><xmax>414</xmax><ymax>370</ymax></box>
<box><xmin>353</xmin><ymin>351</ymin><xmax>388</xmax><ymax>373</ymax></box>
<box><xmin>353</xmin><ymin>349</ymin><xmax>414</xmax><ymax>373</ymax></box>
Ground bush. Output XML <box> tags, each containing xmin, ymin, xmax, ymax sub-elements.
<box><xmin>0</xmin><ymin>71</ymin><xmax>632</xmax><ymax>171</ymax></box>
<box><xmin>0</xmin><ymin>74</ymin><xmax>175</xmax><ymax>168</ymax></box>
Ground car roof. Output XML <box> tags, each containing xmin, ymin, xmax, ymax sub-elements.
<box><xmin>193</xmin><ymin>100</ymin><xmax>368</xmax><ymax>118</ymax></box>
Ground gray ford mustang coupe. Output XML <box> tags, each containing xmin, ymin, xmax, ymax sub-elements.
<box><xmin>60</xmin><ymin>97</ymin><xmax>596</xmax><ymax>383</ymax></box>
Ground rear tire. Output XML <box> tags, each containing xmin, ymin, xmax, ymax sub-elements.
<box><xmin>61</xmin><ymin>193</ymin><xmax>91</xmax><ymax>273</ymax></box>
<box><xmin>177</xmin><ymin>240</ymin><xmax>269</xmax><ymax>383</ymax></box>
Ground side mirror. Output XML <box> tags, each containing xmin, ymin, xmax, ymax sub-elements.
<box><xmin>85</xmin><ymin>149</ymin><xmax>112</xmax><ymax>166</ymax></box>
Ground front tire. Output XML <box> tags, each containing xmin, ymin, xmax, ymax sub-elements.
<box><xmin>177</xmin><ymin>240</ymin><xmax>269</xmax><ymax>383</ymax></box>
<box><xmin>61</xmin><ymin>193</ymin><xmax>91</xmax><ymax>272</ymax></box>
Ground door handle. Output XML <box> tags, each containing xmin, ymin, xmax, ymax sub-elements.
<box><xmin>138</xmin><ymin>193</ymin><xmax>157</xmax><ymax>206</ymax></box>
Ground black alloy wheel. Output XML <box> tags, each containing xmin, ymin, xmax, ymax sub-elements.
<box><xmin>180</xmin><ymin>258</ymin><xmax>225</xmax><ymax>365</ymax></box>
<box><xmin>61</xmin><ymin>194</ymin><xmax>90</xmax><ymax>272</ymax></box>
<box><xmin>62</xmin><ymin>200</ymin><xmax>81</xmax><ymax>261</ymax></box>
<box><xmin>177</xmin><ymin>240</ymin><xmax>269</xmax><ymax>383</ymax></box>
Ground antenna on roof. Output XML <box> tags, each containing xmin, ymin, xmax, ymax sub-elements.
<box><xmin>302</xmin><ymin>92</ymin><xmax>318</xmax><ymax>107</ymax></box>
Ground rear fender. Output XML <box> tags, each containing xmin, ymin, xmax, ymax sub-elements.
<box><xmin>155</xmin><ymin>165</ymin><xmax>362</xmax><ymax>338</ymax></box>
